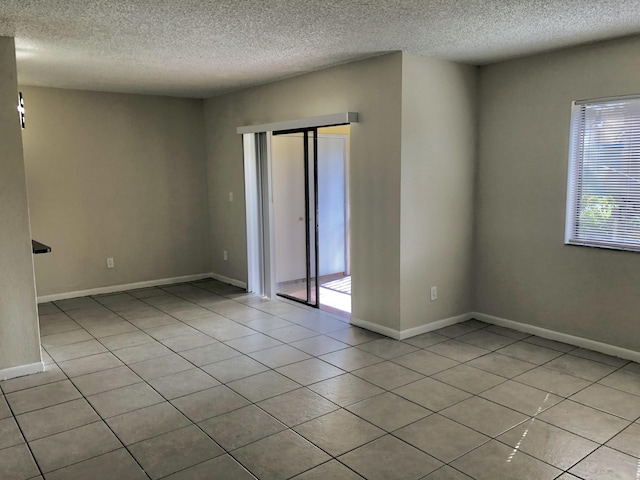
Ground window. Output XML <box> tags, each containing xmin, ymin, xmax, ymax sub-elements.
<box><xmin>566</xmin><ymin>96</ymin><xmax>640</xmax><ymax>252</ymax></box>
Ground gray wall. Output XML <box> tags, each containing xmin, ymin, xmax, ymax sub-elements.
<box><xmin>0</xmin><ymin>37</ymin><xmax>41</xmax><ymax>372</ymax></box>
<box><xmin>21</xmin><ymin>87</ymin><xmax>211</xmax><ymax>296</ymax></box>
<box><xmin>400</xmin><ymin>53</ymin><xmax>477</xmax><ymax>331</ymax></box>
<box><xmin>475</xmin><ymin>36</ymin><xmax>640</xmax><ymax>350</ymax></box>
<box><xmin>204</xmin><ymin>53</ymin><xmax>404</xmax><ymax>330</ymax></box>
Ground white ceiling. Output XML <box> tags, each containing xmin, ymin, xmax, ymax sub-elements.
<box><xmin>1</xmin><ymin>0</ymin><xmax>639</xmax><ymax>98</ymax></box>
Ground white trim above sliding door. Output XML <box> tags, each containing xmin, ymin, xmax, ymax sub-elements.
<box><xmin>237</xmin><ymin>112</ymin><xmax>358</xmax><ymax>135</ymax></box>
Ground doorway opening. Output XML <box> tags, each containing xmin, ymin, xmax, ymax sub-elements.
<box><xmin>270</xmin><ymin>125</ymin><xmax>351</xmax><ymax>317</ymax></box>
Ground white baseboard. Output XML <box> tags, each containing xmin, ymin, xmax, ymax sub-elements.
<box><xmin>350</xmin><ymin>317</ymin><xmax>404</xmax><ymax>339</ymax></box>
<box><xmin>351</xmin><ymin>313</ymin><xmax>473</xmax><ymax>340</ymax></box>
<box><xmin>210</xmin><ymin>273</ymin><xmax>248</xmax><ymax>290</ymax></box>
<box><xmin>37</xmin><ymin>273</ymin><xmax>214</xmax><ymax>304</ymax></box>
<box><xmin>399</xmin><ymin>313</ymin><xmax>475</xmax><ymax>340</ymax></box>
<box><xmin>473</xmin><ymin>312</ymin><xmax>640</xmax><ymax>363</ymax></box>
<box><xmin>0</xmin><ymin>361</ymin><xmax>44</xmax><ymax>381</ymax></box>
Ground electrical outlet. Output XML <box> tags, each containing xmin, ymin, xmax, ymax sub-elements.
<box><xmin>430</xmin><ymin>286</ymin><xmax>437</xmax><ymax>301</ymax></box>
<box><xmin>106</xmin><ymin>257</ymin><xmax>115</xmax><ymax>269</ymax></box>
<box><xmin>223</xmin><ymin>250</ymin><xmax>228</xmax><ymax>261</ymax></box>
<box><xmin>228</xmin><ymin>192</ymin><xmax>233</xmax><ymax>202</ymax></box>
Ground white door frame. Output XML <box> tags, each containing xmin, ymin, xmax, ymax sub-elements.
<box><xmin>239</xmin><ymin>113</ymin><xmax>357</xmax><ymax>298</ymax></box>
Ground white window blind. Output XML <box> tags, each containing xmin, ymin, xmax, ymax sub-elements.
<box><xmin>566</xmin><ymin>96</ymin><xmax>640</xmax><ymax>252</ymax></box>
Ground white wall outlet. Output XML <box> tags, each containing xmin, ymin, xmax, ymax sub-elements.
<box><xmin>106</xmin><ymin>257</ymin><xmax>115</xmax><ymax>269</ymax></box>
<box><xmin>430</xmin><ymin>286</ymin><xmax>437</xmax><ymax>301</ymax></box>
<box><xmin>228</xmin><ymin>192</ymin><xmax>233</xmax><ymax>202</ymax></box>
<box><xmin>223</xmin><ymin>250</ymin><xmax>228</xmax><ymax>261</ymax></box>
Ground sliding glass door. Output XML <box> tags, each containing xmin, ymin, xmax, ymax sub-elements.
<box><xmin>271</xmin><ymin>128</ymin><xmax>319</xmax><ymax>307</ymax></box>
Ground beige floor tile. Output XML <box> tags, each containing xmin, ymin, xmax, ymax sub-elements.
<box><xmin>227</xmin><ymin>370</ymin><xmax>300</xmax><ymax>402</ymax></box>
<box><xmin>393</xmin><ymin>377</ymin><xmax>471</xmax><ymax>411</ymax></box>
<box><xmin>16</xmin><ymin>398</ymin><xmax>99</xmax><ymax>441</ymax></box>
<box><xmin>537</xmin><ymin>400</ymin><xmax>630</xmax><ymax>443</ymax></box>
<box><xmin>289</xmin><ymin>335</ymin><xmax>349</xmax><ymax>356</ymax></box>
<box><xmin>395</xmin><ymin>414</ymin><xmax>489</xmax><ymax>463</ymax></box>
<box><xmin>39</xmin><ymin>318</ymin><xmax>82</xmax><ymax>336</ymax></box>
<box><xmin>496</xmin><ymin>341</ymin><xmax>563</xmax><ymax>364</ymax></box>
<box><xmin>30</xmin><ymin>421</ymin><xmax>121</xmax><ymax>472</ymax></box>
<box><xmin>570</xmin><ymin>446</ymin><xmax>640</xmax><ymax>480</ymax></box>
<box><xmin>106</xmin><ymin>402</ymin><xmax>191</xmax><ymax>445</ymax></box>
<box><xmin>402</xmin><ymin>332</ymin><xmax>449</xmax><ymax>348</ymax></box>
<box><xmin>514</xmin><ymin>366</ymin><xmax>591</xmax><ymax>397</ymax></box>
<box><xmin>129</xmin><ymin>425</ymin><xmax>223</xmax><ymax>479</ymax></box>
<box><xmin>0</xmin><ymin>443</ymin><xmax>40</xmax><ymax>480</ymax></box>
<box><xmin>144</xmin><ymin>323</ymin><xmax>198</xmax><ymax>340</ymax></box>
<box><xmin>267</xmin><ymin>325</ymin><xmax>321</xmax><ymax>343</ymax></box>
<box><xmin>422</xmin><ymin>466</ymin><xmax>474</xmax><ymax>479</ymax></box>
<box><xmin>498</xmin><ymin>418</ymin><xmax>598</xmax><ymax>469</ymax></box>
<box><xmin>179</xmin><ymin>342</ymin><xmax>241</xmax><ymax>366</ymax></box>
<box><xmin>129</xmin><ymin>313</ymin><xmax>179</xmax><ymax>330</ymax></box>
<box><xmin>0</xmin><ymin>365</ymin><xmax>66</xmax><ymax>394</ymax></box>
<box><xmin>6</xmin><ymin>380</ymin><xmax>81</xmax><ymax>415</ymax></box>
<box><xmin>199</xmin><ymin>404</ymin><xmax>287</xmax><ymax>450</ymax></box>
<box><xmin>434</xmin><ymin>322</ymin><xmax>485</xmax><ymax>338</ymax></box>
<box><xmin>201</xmin><ymin>355</ymin><xmax>270</xmax><ymax>383</ymax></box>
<box><xmin>163</xmin><ymin>454</ymin><xmax>256</xmax><ymax>480</ymax></box>
<box><xmin>571</xmin><ymin>383</ymin><xmax>640</xmax><ymax>420</ymax></box>
<box><xmin>544</xmin><ymin>354</ymin><xmax>617</xmax><ymax>381</ymax></box>
<box><xmin>0</xmin><ymin>417</ymin><xmax>24</xmax><ymax>449</ymax></box>
<box><xmin>319</xmin><ymin>347</ymin><xmax>384</xmax><ymax>371</ymax></box>
<box><xmin>352</xmin><ymin>361</ymin><xmax>424</xmax><ymax>390</ymax></box>
<box><xmin>159</xmin><ymin>332</ymin><xmax>218</xmax><ymax>352</ymax></box>
<box><xmin>433</xmin><ymin>364</ymin><xmax>505</xmax><ymax>394</ymax></box>
<box><xmin>440</xmin><ymin>397</ymin><xmax>528</xmax><ymax>437</ymax></box>
<box><xmin>248</xmin><ymin>344</ymin><xmax>312</xmax><ymax>368</ymax></box>
<box><xmin>308</xmin><ymin>373</ymin><xmax>385</xmax><ymax>406</ymax></box>
<box><xmin>291</xmin><ymin>459</ymin><xmax>364</xmax><ymax>479</ymax></box>
<box><xmin>224</xmin><ymin>333</ymin><xmax>283</xmax><ymax>353</ymax></box>
<box><xmin>40</xmin><ymin>329</ymin><xmax>93</xmax><ymax>349</ymax></box>
<box><xmin>522</xmin><ymin>336</ymin><xmax>577</xmax><ymax>352</ymax></box>
<box><xmin>71</xmin><ymin>365</ymin><xmax>142</xmax><ymax>396</ymax></box>
<box><xmin>58</xmin><ymin>352</ymin><xmax>124</xmax><ymax>377</ymax></box>
<box><xmin>171</xmin><ymin>385</ymin><xmax>250</xmax><ymax>422</ymax></box>
<box><xmin>326</xmin><ymin>327</ymin><xmax>384</xmax><ymax>345</ymax></box>
<box><xmin>148</xmin><ymin>368</ymin><xmax>219</xmax><ymax>400</ymax></box>
<box><xmin>87</xmin><ymin>382</ymin><xmax>164</xmax><ymax>418</ymax></box>
<box><xmin>47</xmin><ymin>339</ymin><xmax>108</xmax><ymax>362</ymax></box>
<box><xmin>606</xmin><ymin>423</ymin><xmax>640</xmax><ymax>457</ymax></box>
<box><xmin>456</xmin><ymin>330</ymin><xmax>517</xmax><ymax>350</ymax></box>
<box><xmin>570</xmin><ymin>349</ymin><xmax>628</xmax><ymax>367</ymax></box>
<box><xmin>233</xmin><ymin>429</ymin><xmax>330</xmax><ymax>480</ymax></box>
<box><xmin>426</xmin><ymin>340</ymin><xmax>490</xmax><ymax>362</ymax></box>
<box><xmin>479</xmin><ymin>380</ymin><xmax>563</xmax><ymax>416</ymax></box>
<box><xmin>257</xmin><ymin>388</ymin><xmax>339</xmax><ymax>426</ymax></box>
<box><xmin>466</xmin><ymin>352</ymin><xmax>537</xmax><ymax>378</ymax></box>
<box><xmin>355</xmin><ymin>338</ymin><xmax>418</xmax><ymax>359</ymax></box>
<box><xmin>484</xmin><ymin>325</ymin><xmax>530</xmax><ymax>340</ymax></box>
<box><xmin>0</xmin><ymin>395</ymin><xmax>9</xmax><ymax>419</ymax></box>
<box><xmin>85</xmin><ymin>321</ymin><xmax>140</xmax><ymax>338</ymax></box>
<box><xmin>339</xmin><ymin>434</ymin><xmax>442</xmax><ymax>480</ymax></box>
<box><xmin>599</xmin><ymin>369</ymin><xmax>640</xmax><ymax>396</ymax></box>
<box><xmin>346</xmin><ymin>392</ymin><xmax>431</xmax><ymax>431</ymax></box>
<box><xmin>276</xmin><ymin>358</ymin><xmax>344</xmax><ymax>386</ymax></box>
<box><xmin>44</xmin><ymin>448</ymin><xmax>147</xmax><ymax>480</ymax></box>
<box><xmin>392</xmin><ymin>350</ymin><xmax>459</xmax><ymax>376</ymax></box>
<box><xmin>98</xmin><ymin>330</ymin><xmax>155</xmax><ymax>351</ymax></box>
<box><xmin>244</xmin><ymin>316</ymin><xmax>296</xmax><ymax>332</ymax></box>
<box><xmin>129</xmin><ymin>353</ymin><xmax>193</xmax><ymax>380</ymax></box>
<box><xmin>452</xmin><ymin>440</ymin><xmax>561</xmax><ymax>480</ymax></box>
<box><xmin>112</xmin><ymin>342</ymin><xmax>173</xmax><ymax>364</ymax></box>
<box><xmin>294</xmin><ymin>409</ymin><xmax>385</xmax><ymax>456</ymax></box>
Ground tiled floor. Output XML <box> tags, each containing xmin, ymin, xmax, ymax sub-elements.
<box><xmin>2</xmin><ymin>279</ymin><xmax>640</xmax><ymax>479</ymax></box>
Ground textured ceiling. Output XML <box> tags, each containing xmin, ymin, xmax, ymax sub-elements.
<box><xmin>1</xmin><ymin>0</ymin><xmax>640</xmax><ymax>98</ymax></box>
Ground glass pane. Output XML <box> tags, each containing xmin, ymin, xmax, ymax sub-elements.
<box><xmin>272</xmin><ymin>132</ymin><xmax>309</xmax><ymax>303</ymax></box>
<box><xmin>308</xmin><ymin>130</ymin><xmax>318</xmax><ymax>305</ymax></box>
